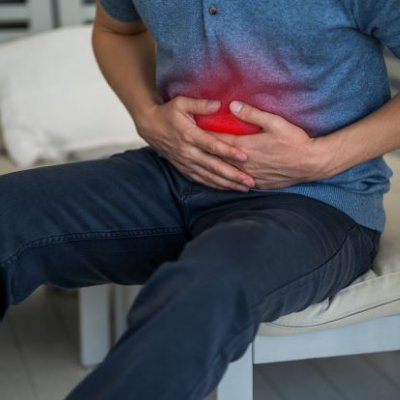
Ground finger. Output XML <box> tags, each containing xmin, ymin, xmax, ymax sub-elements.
<box><xmin>201</xmin><ymin>155</ymin><xmax>255</xmax><ymax>187</ymax></box>
<box><xmin>191</xmin><ymin>165</ymin><xmax>251</xmax><ymax>192</ymax></box>
<box><xmin>169</xmin><ymin>158</ymin><xmax>230</xmax><ymax>190</ymax></box>
<box><xmin>192</xmin><ymin>132</ymin><xmax>248</xmax><ymax>162</ymax></box>
<box><xmin>230</xmin><ymin>101</ymin><xmax>283</xmax><ymax>130</ymax></box>
<box><xmin>189</xmin><ymin>147</ymin><xmax>255</xmax><ymax>186</ymax></box>
<box><xmin>189</xmin><ymin>174</ymin><xmax>228</xmax><ymax>191</ymax></box>
<box><xmin>168</xmin><ymin>159</ymin><xmax>227</xmax><ymax>190</ymax></box>
<box><xmin>174</xmin><ymin>96</ymin><xmax>221</xmax><ymax>115</ymax></box>
<box><xmin>166</xmin><ymin>153</ymin><xmax>250</xmax><ymax>191</ymax></box>
<box><xmin>254</xmin><ymin>175</ymin><xmax>301</xmax><ymax>190</ymax></box>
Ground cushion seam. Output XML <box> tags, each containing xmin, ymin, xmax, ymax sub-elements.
<box><xmin>264</xmin><ymin>298</ymin><xmax>400</xmax><ymax>329</ymax></box>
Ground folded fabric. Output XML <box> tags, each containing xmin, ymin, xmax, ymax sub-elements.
<box><xmin>0</xmin><ymin>25</ymin><xmax>146</xmax><ymax>167</ymax></box>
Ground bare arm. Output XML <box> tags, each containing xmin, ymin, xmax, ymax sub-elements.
<box><xmin>92</xmin><ymin>3</ymin><xmax>161</xmax><ymax>122</ymax></box>
<box><xmin>211</xmin><ymin>92</ymin><xmax>400</xmax><ymax>189</ymax></box>
<box><xmin>320</xmin><ymin>92</ymin><xmax>400</xmax><ymax>177</ymax></box>
<box><xmin>92</xmin><ymin>1</ymin><xmax>255</xmax><ymax>191</ymax></box>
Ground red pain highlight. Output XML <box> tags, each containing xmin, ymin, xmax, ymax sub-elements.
<box><xmin>194</xmin><ymin>107</ymin><xmax>261</xmax><ymax>135</ymax></box>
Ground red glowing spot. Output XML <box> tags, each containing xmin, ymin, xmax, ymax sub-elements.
<box><xmin>195</xmin><ymin>111</ymin><xmax>261</xmax><ymax>135</ymax></box>
<box><xmin>172</xmin><ymin>55</ymin><xmax>266</xmax><ymax>134</ymax></box>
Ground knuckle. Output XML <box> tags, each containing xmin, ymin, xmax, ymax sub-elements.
<box><xmin>169</xmin><ymin>118</ymin><xmax>181</xmax><ymax>132</ymax></box>
<box><xmin>177</xmin><ymin>143</ymin><xmax>189</xmax><ymax>157</ymax></box>
<box><xmin>195</xmin><ymin>99</ymin><xmax>206</xmax><ymax>110</ymax></box>
<box><xmin>203</xmin><ymin>170</ymin><xmax>216</xmax><ymax>182</ymax></box>
<box><xmin>220</xmin><ymin>166</ymin><xmax>234</xmax><ymax>180</ymax></box>
<box><xmin>180</xmin><ymin>130</ymin><xmax>192</xmax><ymax>143</ymax></box>
<box><xmin>183</xmin><ymin>146</ymin><xmax>196</xmax><ymax>160</ymax></box>
<box><xmin>208</xmin><ymin>140</ymin><xmax>221</xmax><ymax>155</ymax></box>
<box><xmin>194</xmin><ymin>99</ymin><xmax>211</xmax><ymax>114</ymax></box>
<box><xmin>173</xmin><ymin>95</ymin><xmax>185</xmax><ymax>109</ymax></box>
<box><xmin>186</xmin><ymin>126</ymin><xmax>201</xmax><ymax>142</ymax></box>
<box><xmin>220</xmin><ymin>165</ymin><xmax>237</xmax><ymax>179</ymax></box>
<box><xmin>270</xmin><ymin>115</ymin><xmax>283</xmax><ymax>130</ymax></box>
<box><xmin>201</xmin><ymin>169</ymin><xmax>211</xmax><ymax>179</ymax></box>
<box><xmin>209</xmin><ymin>163</ymin><xmax>221</xmax><ymax>175</ymax></box>
<box><xmin>200</xmin><ymin>99</ymin><xmax>212</xmax><ymax>111</ymax></box>
<box><xmin>241</xmin><ymin>105</ymin><xmax>253</xmax><ymax>119</ymax></box>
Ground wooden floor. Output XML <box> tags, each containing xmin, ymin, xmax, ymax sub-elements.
<box><xmin>1</xmin><ymin>288</ymin><xmax>399</xmax><ymax>400</ymax></box>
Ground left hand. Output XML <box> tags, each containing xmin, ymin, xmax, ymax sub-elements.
<box><xmin>214</xmin><ymin>101</ymin><xmax>331</xmax><ymax>189</ymax></box>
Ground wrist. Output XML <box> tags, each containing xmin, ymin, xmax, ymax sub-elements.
<box><xmin>309</xmin><ymin>134</ymin><xmax>346</xmax><ymax>180</ymax></box>
<box><xmin>131</xmin><ymin>95</ymin><xmax>164</xmax><ymax>133</ymax></box>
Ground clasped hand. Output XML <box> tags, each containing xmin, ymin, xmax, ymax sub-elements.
<box><xmin>135</xmin><ymin>96</ymin><xmax>329</xmax><ymax>191</ymax></box>
<box><xmin>215</xmin><ymin>101</ymin><xmax>328</xmax><ymax>190</ymax></box>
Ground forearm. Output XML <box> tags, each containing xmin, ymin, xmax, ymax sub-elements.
<box><xmin>319</xmin><ymin>92</ymin><xmax>400</xmax><ymax>177</ymax></box>
<box><xmin>92</xmin><ymin>19</ymin><xmax>161</xmax><ymax>124</ymax></box>
<box><xmin>91</xmin><ymin>3</ymin><xmax>255</xmax><ymax>191</ymax></box>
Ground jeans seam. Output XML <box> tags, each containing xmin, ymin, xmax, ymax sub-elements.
<box><xmin>0</xmin><ymin>227</ymin><xmax>185</xmax><ymax>268</ymax></box>
<box><xmin>180</xmin><ymin>185</ymin><xmax>199</xmax><ymax>233</ymax></box>
<box><xmin>252</xmin><ymin>222</ymin><xmax>360</xmax><ymax>308</ymax></box>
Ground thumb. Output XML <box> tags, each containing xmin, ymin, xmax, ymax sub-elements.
<box><xmin>176</xmin><ymin>96</ymin><xmax>221</xmax><ymax>115</ymax></box>
<box><xmin>230</xmin><ymin>101</ymin><xmax>269</xmax><ymax>128</ymax></box>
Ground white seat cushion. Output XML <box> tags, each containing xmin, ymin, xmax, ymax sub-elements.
<box><xmin>259</xmin><ymin>153</ymin><xmax>400</xmax><ymax>335</ymax></box>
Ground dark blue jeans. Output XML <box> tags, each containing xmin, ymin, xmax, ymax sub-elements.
<box><xmin>0</xmin><ymin>147</ymin><xmax>380</xmax><ymax>400</ymax></box>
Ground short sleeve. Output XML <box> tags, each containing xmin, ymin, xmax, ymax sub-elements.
<box><xmin>349</xmin><ymin>0</ymin><xmax>400</xmax><ymax>58</ymax></box>
<box><xmin>100</xmin><ymin>0</ymin><xmax>142</xmax><ymax>23</ymax></box>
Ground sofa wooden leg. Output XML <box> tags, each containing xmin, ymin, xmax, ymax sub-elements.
<box><xmin>216</xmin><ymin>344</ymin><xmax>253</xmax><ymax>400</ymax></box>
<box><xmin>79</xmin><ymin>285</ymin><xmax>111</xmax><ymax>367</ymax></box>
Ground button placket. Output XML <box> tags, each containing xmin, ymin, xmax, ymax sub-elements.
<box><xmin>202</xmin><ymin>2</ymin><xmax>220</xmax><ymax>43</ymax></box>
<box><xmin>208</xmin><ymin>5</ymin><xmax>218</xmax><ymax>15</ymax></box>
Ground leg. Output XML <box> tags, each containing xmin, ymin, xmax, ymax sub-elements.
<box><xmin>66</xmin><ymin>193</ymin><xmax>379</xmax><ymax>400</ymax></box>
<box><xmin>0</xmin><ymin>147</ymin><xmax>190</xmax><ymax>319</ymax></box>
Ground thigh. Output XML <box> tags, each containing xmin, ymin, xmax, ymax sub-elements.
<box><xmin>182</xmin><ymin>194</ymin><xmax>379</xmax><ymax>322</ymax></box>
<box><xmin>0</xmin><ymin>147</ymin><xmax>189</xmax><ymax>302</ymax></box>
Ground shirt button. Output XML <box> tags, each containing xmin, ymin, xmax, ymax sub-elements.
<box><xmin>208</xmin><ymin>6</ymin><xmax>218</xmax><ymax>15</ymax></box>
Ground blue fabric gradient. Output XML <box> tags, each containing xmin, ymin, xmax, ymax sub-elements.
<box><xmin>99</xmin><ymin>0</ymin><xmax>400</xmax><ymax>231</ymax></box>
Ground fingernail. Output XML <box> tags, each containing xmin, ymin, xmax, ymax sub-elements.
<box><xmin>230</xmin><ymin>101</ymin><xmax>243</xmax><ymax>114</ymax></box>
<box><xmin>235</xmin><ymin>153</ymin><xmax>247</xmax><ymax>162</ymax></box>
<box><xmin>236</xmin><ymin>185</ymin><xmax>250</xmax><ymax>192</ymax></box>
<box><xmin>242</xmin><ymin>179</ymin><xmax>254</xmax><ymax>187</ymax></box>
<box><xmin>208</xmin><ymin>100</ymin><xmax>221</xmax><ymax>111</ymax></box>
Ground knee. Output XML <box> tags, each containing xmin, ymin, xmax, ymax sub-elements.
<box><xmin>0</xmin><ymin>168</ymin><xmax>58</xmax><ymax>251</ymax></box>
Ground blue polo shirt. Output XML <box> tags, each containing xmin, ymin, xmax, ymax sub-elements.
<box><xmin>100</xmin><ymin>0</ymin><xmax>400</xmax><ymax>231</ymax></box>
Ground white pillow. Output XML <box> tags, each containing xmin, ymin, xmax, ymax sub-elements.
<box><xmin>0</xmin><ymin>26</ymin><xmax>146</xmax><ymax>167</ymax></box>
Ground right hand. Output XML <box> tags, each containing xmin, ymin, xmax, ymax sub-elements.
<box><xmin>135</xmin><ymin>96</ymin><xmax>256</xmax><ymax>191</ymax></box>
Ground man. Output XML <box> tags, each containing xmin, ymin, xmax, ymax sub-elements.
<box><xmin>1</xmin><ymin>0</ymin><xmax>399</xmax><ymax>398</ymax></box>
